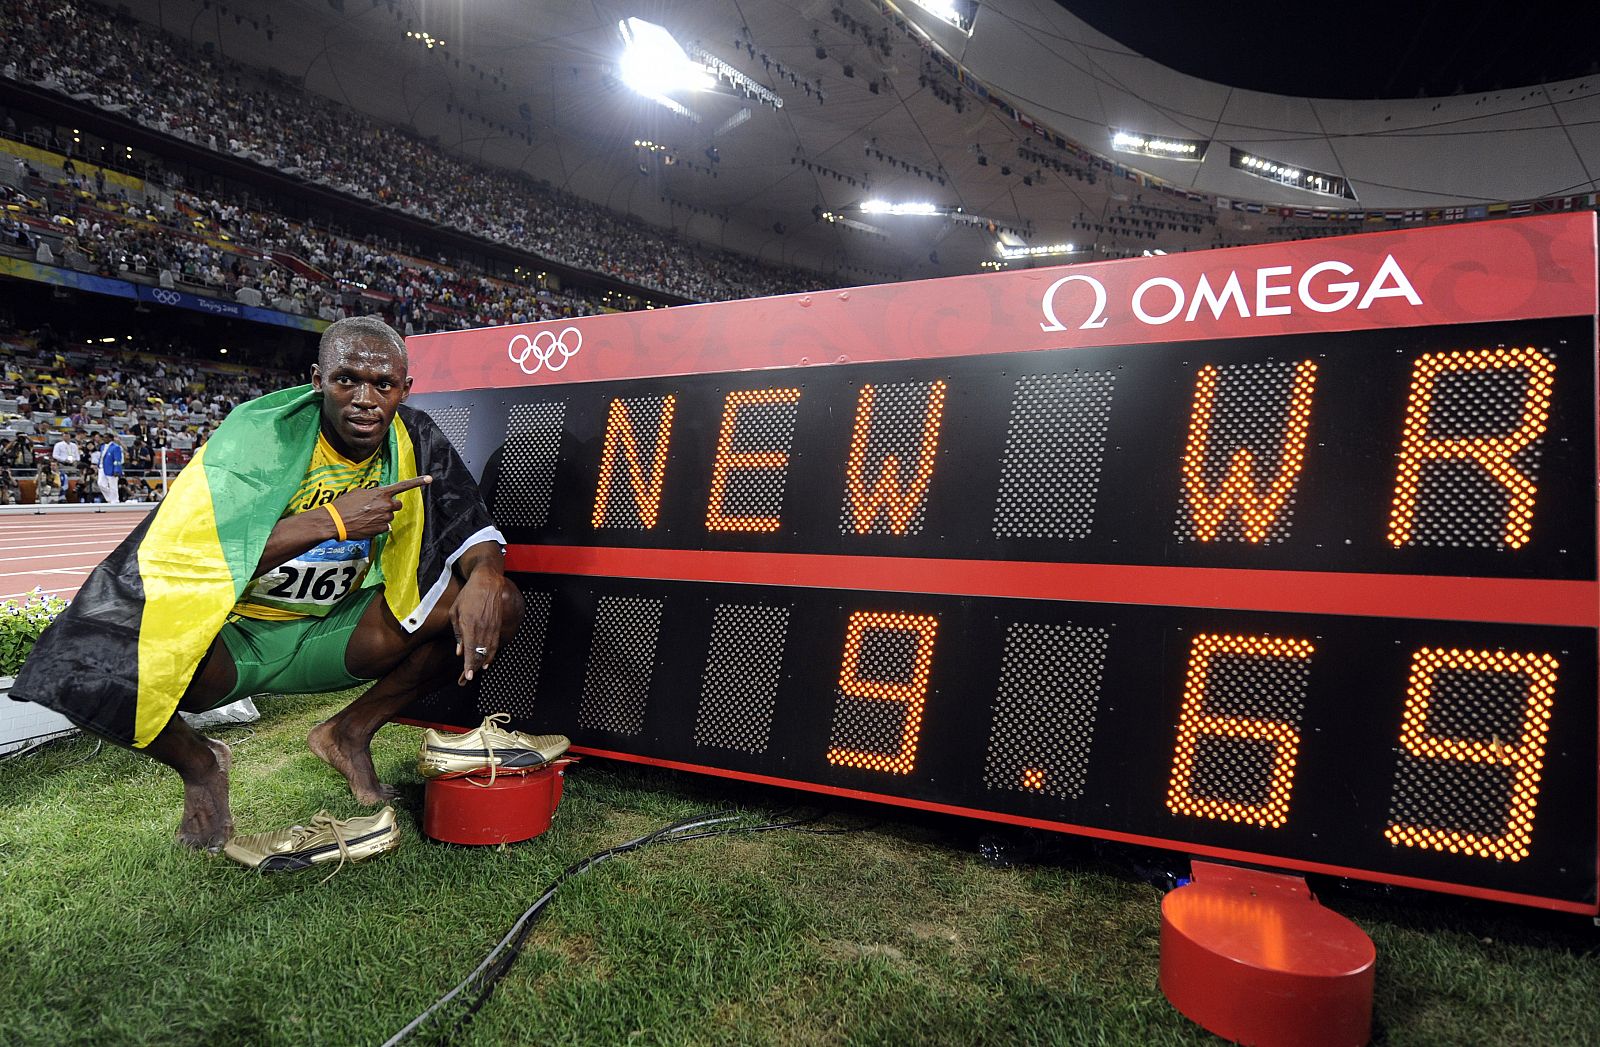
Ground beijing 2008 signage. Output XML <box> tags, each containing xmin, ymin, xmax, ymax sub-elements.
<box><xmin>404</xmin><ymin>213</ymin><xmax>1599</xmax><ymax>913</ymax></box>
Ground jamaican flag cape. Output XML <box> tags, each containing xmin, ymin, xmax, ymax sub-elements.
<box><xmin>9</xmin><ymin>386</ymin><xmax>503</xmax><ymax>748</ymax></box>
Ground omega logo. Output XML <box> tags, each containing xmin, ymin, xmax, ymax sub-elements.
<box><xmin>1039</xmin><ymin>274</ymin><xmax>1109</xmax><ymax>332</ymax></box>
<box><xmin>1039</xmin><ymin>254</ymin><xmax>1423</xmax><ymax>332</ymax></box>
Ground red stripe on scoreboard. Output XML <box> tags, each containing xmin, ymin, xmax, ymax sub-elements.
<box><xmin>504</xmin><ymin>545</ymin><xmax>1598</xmax><ymax>628</ymax></box>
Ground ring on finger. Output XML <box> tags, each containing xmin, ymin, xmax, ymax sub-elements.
<box><xmin>474</xmin><ymin>646</ymin><xmax>489</xmax><ymax>655</ymax></box>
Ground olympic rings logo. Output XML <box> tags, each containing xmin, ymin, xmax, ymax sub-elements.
<box><xmin>151</xmin><ymin>289</ymin><xmax>182</xmax><ymax>305</ymax></box>
<box><xmin>508</xmin><ymin>327</ymin><xmax>582</xmax><ymax>375</ymax></box>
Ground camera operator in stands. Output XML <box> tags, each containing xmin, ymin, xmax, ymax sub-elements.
<box><xmin>129</xmin><ymin>435</ymin><xmax>153</xmax><ymax>476</ymax></box>
<box><xmin>7</xmin><ymin>433</ymin><xmax>35</xmax><ymax>473</ymax></box>
<box><xmin>84</xmin><ymin>434</ymin><xmax>103</xmax><ymax>501</ymax></box>
<box><xmin>34</xmin><ymin>460</ymin><xmax>60</xmax><ymax>504</ymax></box>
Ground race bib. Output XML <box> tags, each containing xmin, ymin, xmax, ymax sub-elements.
<box><xmin>240</xmin><ymin>538</ymin><xmax>372</xmax><ymax>617</ymax></box>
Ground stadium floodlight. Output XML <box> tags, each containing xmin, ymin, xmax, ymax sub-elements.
<box><xmin>906</xmin><ymin>0</ymin><xmax>979</xmax><ymax>34</ymax></box>
<box><xmin>819</xmin><ymin>210</ymin><xmax>888</xmax><ymax>235</ymax></box>
<box><xmin>1229</xmin><ymin>147</ymin><xmax>1356</xmax><ymax>200</ymax></box>
<box><xmin>618</xmin><ymin>18</ymin><xmax>713</xmax><ymax>98</ymax></box>
<box><xmin>1110</xmin><ymin>130</ymin><xmax>1209</xmax><ymax>162</ymax></box>
<box><xmin>996</xmin><ymin>242</ymin><xmax>1080</xmax><ymax>260</ymax></box>
<box><xmin>860</xmin><ymin>200</ymin><xmax>943</xmax><ymax>216</ymax></box>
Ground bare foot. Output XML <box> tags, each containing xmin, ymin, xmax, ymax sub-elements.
<box><xmin>307</xmin><ymin>720</ymin><xmax>398</xmax><ymax>805</ymax></box>
<box><xmin>176</xmin><ymin>739</ymin><xmax>233</xmax><ymax>851</ymax></box>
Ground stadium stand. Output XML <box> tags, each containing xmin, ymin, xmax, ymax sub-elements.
<box><xmin>0</xmin><ymin>152</ymin><xmax>629</xmax><ymax>334</ymax></box>
<box><xmin>0</xmin><ymin>0</ymin><xmax>820</xmax><ymax>304</ymax></box>
<box><xmin>0</xmin><ymin>324</ymin><xmax>294</xmax><ymax>503</ymax></box>
<box><xmin>5</xmin><ymin>0</ymin><xmax>1595</xmax><ymax>293</ymax></box>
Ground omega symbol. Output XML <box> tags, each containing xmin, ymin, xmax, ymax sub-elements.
<box><xmin>1039</xmin><ymin>274</ymin><xmax>1109</xmax><ymax>332</ymax></box>
<box><xmin>508</xmin><ymin>326</ymin><xmax>583</xmax><ymax>375</ymax></box>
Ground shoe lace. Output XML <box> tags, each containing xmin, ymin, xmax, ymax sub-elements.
<box><xmin>299</xmin><ymin>812</ymin><xmax>354</xmax><ymax>883</ymax></box>
<box><xmin>467</xmin><ymin>712</ymin><xmax>513</xmax><ymax>788</ymax></box>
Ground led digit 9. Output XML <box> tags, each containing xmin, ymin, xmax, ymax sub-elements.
<box><xmin>827</xmin><ymin>611</ymin><xmax>940</xmax><ymax>775</ymax></box>
<box><xmin>1385</xmin><ymin>647</ymin><xmax>1560</xmax><ymax>861</ymax></box>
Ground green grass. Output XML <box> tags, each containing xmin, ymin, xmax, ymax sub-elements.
<box><xmin>1</xmin><ymin>692</ymin><xmax>1597</xmax><ymax>1046</ymax></box>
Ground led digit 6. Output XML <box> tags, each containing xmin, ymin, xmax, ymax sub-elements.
<box><xmin>1166</xmin><ymin>633</ymin><xmax>1315</xmax><ymax>828</ymax></box>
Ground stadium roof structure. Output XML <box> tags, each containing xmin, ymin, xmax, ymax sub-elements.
<box><xmin>115</xmin><ymin>0</ymin><xmax>1600</xmax><ymax>284</ymax></box>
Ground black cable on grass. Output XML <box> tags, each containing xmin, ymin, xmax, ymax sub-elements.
<box><xmin>0</xmin><ymin>720</ymin><xmax>252</xmax><ymax>770</ymax></box>
<box><xmin>61</xmin><ymin>738</ymin><xmax>101</xmax><ymax>766</ymax></box>
<box><xmin>382</xmin><ymin>808</ymin><xmax>873</xmax><ymax>1047</ymax></box>
<box><xmin>0</xmin><ymin>730</ymin><xmax>87</xmax><ymax>765</ymax></box>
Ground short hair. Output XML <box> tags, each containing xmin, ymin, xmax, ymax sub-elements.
<box><xmin>317</xmin><ymin>316</ymin><xmax>407</xmax><ymax>371</ymax></box>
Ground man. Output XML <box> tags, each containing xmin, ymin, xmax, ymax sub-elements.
<box><xmin>50</xmin><ymin>428</ymin><xmax>80</xmax><ymax>479</ymax></box>
<box><xmin>34</xmin><ymin>460</ymin><xmax>60</xmax><ymax>504</ymax></box>
<box><xmin>129</xmin><ymin>436</ymin><xmax>153</xmax><ymax>474</ymax></box>
<box><xmin>84</xmin><ymin>435</ymin><xmax>102</xmax><ymax>502</ymax></box>
<box><xmin>97</xmin><ymin>432</ymin><xmax>124</xmax><ymax>504</ymax></box>
<box><xmin>12</xmin><ymin>317</ymin><xmax>521</xmax><ymax>850</ymax></box>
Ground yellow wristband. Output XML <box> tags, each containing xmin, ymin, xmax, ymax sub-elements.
<box><xmin>325</xmin><ymin>503</ymin><xmax>348</xmax><ymax>542</ymax></box>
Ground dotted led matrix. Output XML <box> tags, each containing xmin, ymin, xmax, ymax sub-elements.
<box><xmin>705</xmin><ymin>388</ymin><xmax>802</xmax><ymax>533</ymax></box>
<box><xmin>576</xmin><ymin>595</ymin><xmax>664</xmax><ymax>735</ymax></box>
<box><xmin>826</xmin><ymin>611</ymin><xmax>939</xmax><ymax>774</ymax></box>
<box><xmin>992</xmin><ymin>371</ymin><xmax>1117</xmax><ymax>540</ymax></box>
<box><xmin>1385</xmin><ymin>647</ymin><xmax>1559</xmax><ymax>861</ymax></box>
<box><xmin>1166</xmin><ymin>633</ymin><xmax>1316</xmax><ymax>828</ymax></box>
<box><xmin>693</xmin><ymin>603</ymin><xmax>791</xmax><ymax>754</ymax></box>
<box><xmin>592</xmin><ymin>394</ymin><xmax>677</xmax><ymax>529</ymax></box>
<box><xmin>1387</xmin><ymin>347</ymin><xmax>1555</xmax><ymax>550</ymax></box>
<box><xmin>477</xmin><ymin>589</ymin><xmax>553</xmax><ymax>718</ymax></box>
<box><xmin>493</xmin><ymin>401</ymin><xmax>566</xmax><ymax>528</ymax></box>
<box><xmin>428</xmin><ymin>405</ymin><xmax>474</xmax><ymax>461</ymax></box>
<box><xmin>841</xmin><ymin>380</ymin><xmax>948</xmax><ymax>536</ymax></box>
<box><xmin>1177</xmin><ymin>360</ymin><xmax>1317</xmax><ymax>544</ymax></box>
<box><xmin>982</xmin><ymin>622</ymin><xmax>1110</xmax><ymax>800</ymax></box>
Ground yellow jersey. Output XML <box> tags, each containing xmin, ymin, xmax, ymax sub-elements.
<box><xmin>233</xmin><ymin>431</ymin><xmax>385</xmax><ymax>620</ymax></box>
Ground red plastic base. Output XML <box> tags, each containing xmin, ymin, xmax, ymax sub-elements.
<box><xmin>1160</xmin><ymin>861</ymin><xmax>1375</xmax><ymax>1047</ymax></box>
<box><xmin>421</xmin><ymin>760</ymin><xmax>571</xmax><ymax>845</ymax></box>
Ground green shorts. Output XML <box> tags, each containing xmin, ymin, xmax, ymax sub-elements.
<box><xmin>214</xmin><ymin>586</ymin><xmax>382</xmax><ymax>705</ymax></box>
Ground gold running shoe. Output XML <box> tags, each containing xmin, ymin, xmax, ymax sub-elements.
<box><xmin>417</xmin><ymin>712</ymin><xmax>571</xmax><ymax>783</ymax></box>
<box><xmin>223</xmin><ymin>806</ymin><xmax>400</xmax><ymax>875</ymax></box>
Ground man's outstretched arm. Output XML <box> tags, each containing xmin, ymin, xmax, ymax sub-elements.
<box><xmin>450</xmin><ymin>539</ymin><xmax>508</xmax><ymax>684</ymax></box>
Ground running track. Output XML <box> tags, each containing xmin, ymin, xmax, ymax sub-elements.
<box><xmin>0</xmin><ymin>510</ymin><xmax>147</xmax><ymax>602</ymax></box>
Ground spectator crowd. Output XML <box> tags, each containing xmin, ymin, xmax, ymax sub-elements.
<box><xmin>0</xmin><ymin>0</ymin><xmax>821</xmax><ymax>308</ymax></box>
<box><xmin>3</xmin><ymin>164</ymin><xmax>624</xmax><ymax>335</ymax></box>
<box><xmin>0</xmin><ymin>325</ymin><xmax>293</xmax><ymax>505</ymax></box>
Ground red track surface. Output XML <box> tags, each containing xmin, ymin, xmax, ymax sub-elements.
<box><xmin>0</xmin><ymin>512</ymin><xmax>145</xmax><ymax>602</ymax></box>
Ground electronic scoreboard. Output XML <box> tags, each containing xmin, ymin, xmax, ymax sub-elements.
<box><xmin>403</xmin><ymin>213</ymin><xmax>1598</xmax><ymax>913</ymax></box>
